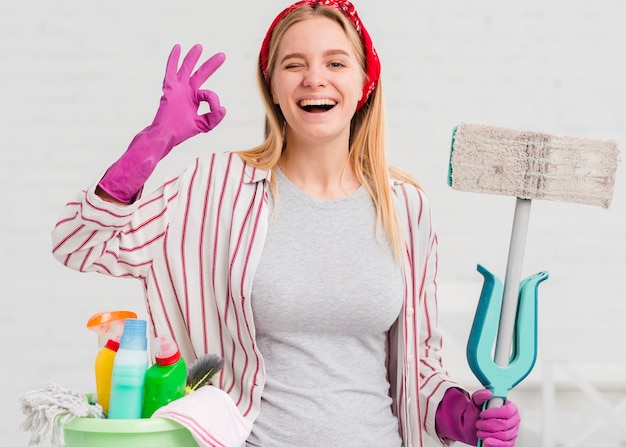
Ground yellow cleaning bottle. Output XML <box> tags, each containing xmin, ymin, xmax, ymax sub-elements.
<box><xmin>94</xmin><ymin>338</ymin><xmax>120</xmax><ymax>415</ymax></box>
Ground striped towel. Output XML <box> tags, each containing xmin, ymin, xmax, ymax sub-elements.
<box><xmin>154</xmin><ymin>386</ymin><xmax>252</xmax><ymax>447</ymax></box>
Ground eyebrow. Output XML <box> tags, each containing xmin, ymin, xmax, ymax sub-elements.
<box><xmin>279</xmin><ymin>49</ymin><xmax>352</xmax><ymax>64</ymax></box>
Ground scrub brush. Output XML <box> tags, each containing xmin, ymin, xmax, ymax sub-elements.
<box><xmin>186</xmin><ymin>354</ymin><xmax>224</xmax><ymax>394</ymax></box>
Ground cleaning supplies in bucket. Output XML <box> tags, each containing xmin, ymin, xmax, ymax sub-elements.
<box><xmin>20</xmin><ymin>311</ymin><xmax>231</xmax><ymax>446</ymax></box>
<box><xmin>108</xmin><ymin>318</ymin><xmax>149</xmax><ymax>419</ymax></box>
<box><xmin>142</xmin><ymin>335</ymin><xmax>187</xmax><ymax>418</ymax></box>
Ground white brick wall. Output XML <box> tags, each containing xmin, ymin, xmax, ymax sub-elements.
<box><xmin>2</xmin><ymin>1</ymin><xmax>624</xmax><ymax>446</ymax></box>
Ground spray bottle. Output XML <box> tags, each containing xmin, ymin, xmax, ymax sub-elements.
<box><xmin>86</xmin><ymin>310</ymin><xmax>137</xmax><ymax>349</ymax></box>
<box><xmin>107</xmin><ymin>318</ymin><xmax>149</xmax><ymax>419</ymax></box>
<box><xmin>86</xmin><ymin>310</ymin><xmax>137</xmax><ymax>406</ymax></box>
<box><xmin>142</xmin><ymin>335</ymin><xmax>187</xmax><ymax>418</ymax></box>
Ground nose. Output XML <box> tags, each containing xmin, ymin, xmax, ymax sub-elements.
<box><xmin>302</xmin><ymin>66</ymin><xmax>327</xmax><ymax>88</ymax></box>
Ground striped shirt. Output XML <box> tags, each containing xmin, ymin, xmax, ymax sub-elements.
<box><xmin>51</xmin><ymin>151</ymin><xmax>459</xmax><ymax>447</ymax></box>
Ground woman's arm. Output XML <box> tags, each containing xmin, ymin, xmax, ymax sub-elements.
<box><xmin>51</xmin><ymin>44</ymin><xmax>227</xmax><ymax>279</ymax></box>
<box><xmin>51</xmin><ymin>174</ymin><xmax>183</xmax><ymax>279</ymax></box>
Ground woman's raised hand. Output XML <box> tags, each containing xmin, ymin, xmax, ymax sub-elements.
<box><xmin>97</xmin><ymin>44</ymin><xmax>226</xmax><ymax>203</ymax></box>
<box><xmin>154</xmin><ymin>44</ymin><xmax>226</xmax><ymax>151</ymax></box>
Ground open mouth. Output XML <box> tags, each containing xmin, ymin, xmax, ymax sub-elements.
<box><xmin>299</xmin><ymin>98</ymin><xmax>336</xmax><ymax>113</ymax></box>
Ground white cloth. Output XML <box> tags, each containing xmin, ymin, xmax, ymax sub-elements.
<box><xmin>51</xmin><ymin>151</ymin><xmax>460</xmax><ymax>446</ymax></box>
<box><xmin>154</xmin><ymin>387</ymin><xmax>252</xmax><ymax>447</ymax></box>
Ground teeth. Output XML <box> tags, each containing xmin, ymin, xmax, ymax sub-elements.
<box><xmin>299</xmin><ymin>98</ymin><xmax>336</xmax><ymax>107</ymax></box>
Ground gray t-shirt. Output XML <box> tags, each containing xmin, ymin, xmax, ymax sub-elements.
<box><xmin>247</xmin><ymin>169</ymin><xmax>404</xmax><ymax>447</ymax></box>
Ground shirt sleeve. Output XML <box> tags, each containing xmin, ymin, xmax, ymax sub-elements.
<box><xmin>418</xmin><ymin>215</ymin><xmax>461</xmax><ymax>441</ymax></box>
<box><xmin>403</xmin><ymin>184</ymin><xmax>462</xmax><ymax>443</ymax></box>
<box><xmin>51</xmin><ymin>165</ymin><xmax>189</xmax><ymax>281</ymax></box>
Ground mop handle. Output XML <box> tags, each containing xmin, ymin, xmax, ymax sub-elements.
<box><xmin>488</xmin><ymin>197</ymin><xmax>532</xmax><ymax>410</ymax></box>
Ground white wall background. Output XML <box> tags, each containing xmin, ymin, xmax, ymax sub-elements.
<box><xmin>2</xmin><ymin>1</ymin><xmax>625</xmax><ymax>446</ymax></box>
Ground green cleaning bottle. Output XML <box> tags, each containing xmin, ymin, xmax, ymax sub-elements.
<box><xmin>142</xmin><ymin>335</ymin><xmax>187</xmax><ymax>418</ymax></box>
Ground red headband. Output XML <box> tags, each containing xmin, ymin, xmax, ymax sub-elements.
<box><xmin>260</xmin><ymin>0</ymin><xmax>381</xmax><ymax>112</ymax></box>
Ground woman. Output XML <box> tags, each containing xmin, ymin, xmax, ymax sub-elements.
<box><xmin>51</xmin><ymin>1</ymin><xmax>520</xmax><ymax>446</ymax></box>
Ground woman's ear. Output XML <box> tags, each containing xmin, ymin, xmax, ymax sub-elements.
<box><xmin>359</xmin><ymin>74</ymin><xmax>367</xmax><ymax>101</ymax></box>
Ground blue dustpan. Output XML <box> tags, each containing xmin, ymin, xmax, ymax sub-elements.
<box><xmin>467</xmin><ymin>264</ymin><xmax>548</xmax><ymax>446</ymax></box>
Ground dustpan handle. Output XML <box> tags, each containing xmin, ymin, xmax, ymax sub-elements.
<box><xmin>472</xmin><ymin>198</ymin><xmax>532</xmax><ymax>447</ymax></box>
<box><xmin>488</xmin><ymin>198</ymin><xmax>532</xmax><ymax>415</ymax></box>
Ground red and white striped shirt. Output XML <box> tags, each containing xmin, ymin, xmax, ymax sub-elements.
<box><xmin>52</xmin><ymin>151</ymin><xmax>459</xmax><ymax>447</ymax></box>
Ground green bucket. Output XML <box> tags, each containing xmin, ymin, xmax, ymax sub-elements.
<box><xmin>62</xmin><ymin>417</ymin><xmax>198</xmax><ymax>447</ymax></box>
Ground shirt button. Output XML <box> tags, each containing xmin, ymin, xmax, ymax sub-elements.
<box><xmin>407</xmin><ymin>307</ymin><xmax>414</xmax><ymax>317</ymax></box>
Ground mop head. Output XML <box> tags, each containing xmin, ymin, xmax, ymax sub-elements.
<box><xmin>20</xmin><ymin>382</ymin><xmax>104</xmax><ymax>446</ymax></box>
<box><xmin>448</xmin><ymin>123</ymin><xmax>619</xmax><ymax>208</ymax></box>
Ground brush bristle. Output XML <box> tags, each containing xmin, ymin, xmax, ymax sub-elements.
<box><xmin>448</xmin><ymin>123</ymin><xmax>619</xmax><ymax>208</ymax></box>
<box><xmin>186</xmin><ymin>354</ymin><xmax>224</xmax><ymax>393</ymax></box>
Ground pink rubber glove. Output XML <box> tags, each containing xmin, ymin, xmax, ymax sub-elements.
<box><xmin>98</xmin><ymin>44</ymin><xmax>226</xmax><ymax>203</ymax></box>
<box><xmin>435</xmin><ymin>388</ymin><xmax>521</xmax><ymax>446</ymax></box>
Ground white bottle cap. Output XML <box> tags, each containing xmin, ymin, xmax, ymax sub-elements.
<box><xmin>154</xmin><ymin>335</ymin><xmax>181</xmax><ymax>366</ymax></box>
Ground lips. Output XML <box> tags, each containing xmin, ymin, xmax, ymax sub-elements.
<box><xmin>298</xmin><ymin>98</ymin><xmax>337</xmax><ymax>112</ymax></box>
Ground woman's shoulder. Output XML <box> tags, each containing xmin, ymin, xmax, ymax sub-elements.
<box><xmin>196</xmin><ymin>151</ymin><xmax>271</xmax><ymax>184</ymax></box>
<box><xmin>389</xmin><ymin>168</ymin><xmax>427</xmax><ymax>197</ymax></box>
<box><xmin>197</xmin><ymin>150</ymin><xmax>242</xmax><ymax>168</ymax></box>
<box><xmin>389</xmin><ymin>169</ymin><xmax>433</xmax><ymax>218</ymax></box>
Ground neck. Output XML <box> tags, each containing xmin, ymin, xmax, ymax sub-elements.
<box><xmin>278</xmin><ymin>140</ymin><xmax>360</xmax><ymax>201</ymax></box>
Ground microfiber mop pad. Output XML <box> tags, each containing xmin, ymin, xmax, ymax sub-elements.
<box><xmin>448</xmin><ymin>122</ymin><xmax>619</xmax><ymax>208</ymax></box>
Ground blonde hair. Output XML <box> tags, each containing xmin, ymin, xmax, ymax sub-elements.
<box><xmin>237</xmin><ymin>4</ymin><xmax>420</xmax><ymax>259</ymax></box>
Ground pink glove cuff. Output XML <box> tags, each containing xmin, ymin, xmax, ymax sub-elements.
<box><xmin>97</xmin><ymin>127</ymin><xmax>168</xmax><ymax>203</ymax></box>
<box><xmin>435</xmin><ymin>388</ymin><xmax>521</xmax><ymax>447</ymax></box>
<box><xmin>435</xmin><ymin>387</ymin><xmax>481</xmax><ymax>445</ymax></box>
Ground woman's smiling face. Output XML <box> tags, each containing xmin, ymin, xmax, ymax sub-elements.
<box><xmin>271</xmin><ymin>16</ymin><xmax>365</xmax><ymax>145</ymax></box>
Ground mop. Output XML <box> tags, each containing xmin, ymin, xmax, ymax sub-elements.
<box><xmin>20</xmin><ymin>382</ymin><xmax>105</xmax><ymax>446</ymax></box>
<box><xmin>448</xmin><ymin>123</ymin><xmax>619</xmax><ymax>444</ymax></box>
